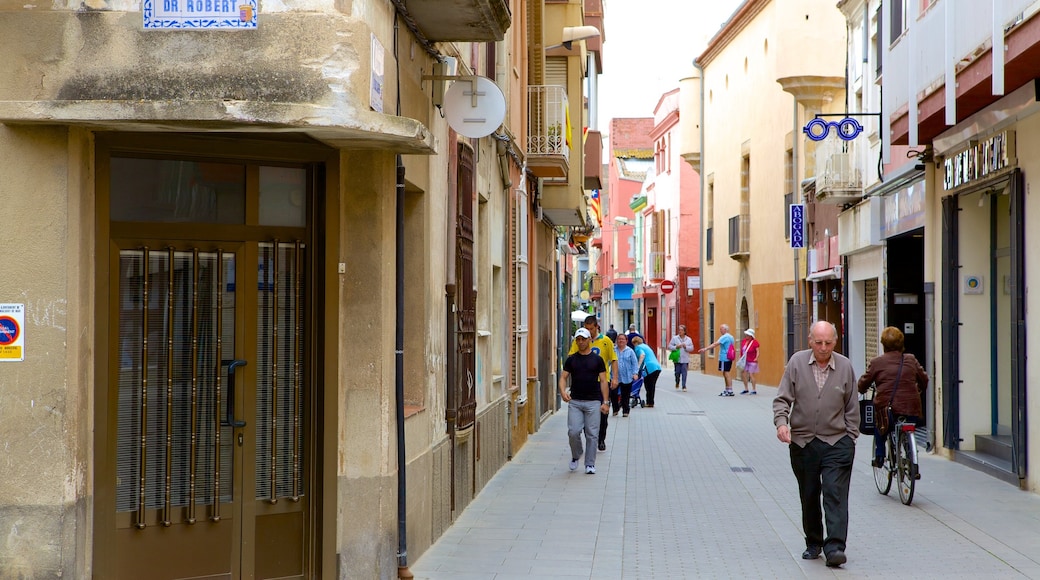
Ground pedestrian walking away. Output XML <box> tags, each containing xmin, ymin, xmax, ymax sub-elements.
<box><xmin>667</xmin><ymin>325</ymin><xmax>695</xmax><ymax>391</ymax></box>
<box><xmin>568</xmin><ymin>315</ymin><xmax>618</xmax><ymax>452</ymax></box>
<box><xmin>857</xmin><ymin>326</ymin><xmax>928</xmax><ymax>467</ymax></box>
<box><xmin>614</xmin><ymin>333</ymin><xmax>639</xmax><ymax>417</ymax></box>
<box><xmin>738</xmin><ymin>328</ymin><xmax>760</xmax><ymax>394</ymax></box>
<box><xmin>773</xmin><ymin>320</ymin><xmax>859</xmax><ymax>569</ymax></box>
<box><xmin>630</xmin><ymin>334</ymin><xmax>662</xmax><ymax>407</ymax></box>
<box><xmin>560</xmin><ymin>327</ymin><xmax>609</xmax><ymax>474</ymax></box>
<box><xmin>699</xmin><ymin>324</ymin><xmax>736</xmax><ymax>396</ymax></box>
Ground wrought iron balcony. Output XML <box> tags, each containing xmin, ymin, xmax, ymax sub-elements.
<box><xmin>815</xmin><ymin>142</ymin><xmax>864</xmax><ymax>206</ymax></box>
<box><xmin>728</xmin><ymin>214</ymin><xmax>749</xmax><ymax>261</ymax></box>
<box><xmin>527</xmin><ymin>85</ymin><xmax>570</xmax><ymax>179</ymax></box>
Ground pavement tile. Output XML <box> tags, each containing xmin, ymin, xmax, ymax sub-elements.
<box><xmin>411</xmin><ymin>370</ymin><xmax>1040</xmax><ymax>579</ymax></box>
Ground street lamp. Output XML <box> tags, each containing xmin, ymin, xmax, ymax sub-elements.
<box><xmin>546</xmin><ymin>26</ymin><xmax>601</xmax><ymax>50</ymax></box>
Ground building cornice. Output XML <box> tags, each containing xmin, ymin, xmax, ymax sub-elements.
<box><xmin>696</xmin><ymin>0</ymin><xmax>769</xmax><ymax>68</ymax></box>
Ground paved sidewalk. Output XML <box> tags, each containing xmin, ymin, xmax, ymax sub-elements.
<box><xmin>411</xmin><ymin>370</ymin><xmax>1040</xmax><ymax>579</ymax></box>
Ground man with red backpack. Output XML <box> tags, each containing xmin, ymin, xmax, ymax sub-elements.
<box><xmin>700</xmin><ymin>324</ymin><xmax>736</xmax><ymax>396</ymax></box>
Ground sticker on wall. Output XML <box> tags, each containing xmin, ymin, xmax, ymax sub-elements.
<box><xmin>963</xmin><ymin>275</ymin><xmax>984</xmax><ymax>295</ymax></box>
<box><xmin>0</xmin><ymin>303</ymin><xmax>25</xmax><ymax>362</ymax></box>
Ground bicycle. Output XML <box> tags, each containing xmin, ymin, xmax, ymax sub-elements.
<box><xmin>872</xmin><ymin>413</ymin><xmax>920</xmax><ymax>505</ymax></box>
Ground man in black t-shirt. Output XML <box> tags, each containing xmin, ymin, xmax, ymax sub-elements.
<box><xmin>559</xmin><ymin>327</ymin><xmax>609</xmax><ymax>474</ymax></box>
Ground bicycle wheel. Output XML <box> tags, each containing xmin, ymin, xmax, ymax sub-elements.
<box><xmin>873</xmin><ymin>435</ymin><xmax>893</xmax><ymax>495</ymax></box>
<box><xmin>897</xmin><ymin>430</ymin><xmax>916</xmax><ymax>505</ymax></box>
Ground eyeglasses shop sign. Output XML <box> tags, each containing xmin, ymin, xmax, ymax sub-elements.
<box><xmin>943</xmin><ymin>130</ymin><xmax>1015</xmax><ymax>191</ymax></box>
<box><xmin>143</xmin><ymin>0</ymin><xmax>258</xmax><ymax>29</ymax></box>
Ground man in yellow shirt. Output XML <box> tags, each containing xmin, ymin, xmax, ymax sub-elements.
<box><xmin>569</xmin><ymin>315</ymin><xmax>618</xmax><ymax>451</ymax></box>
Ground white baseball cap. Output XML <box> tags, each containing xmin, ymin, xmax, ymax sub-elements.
<box><xmin>574</xmin><ymin>328</ymin><xmax>591</xmax><ymax>339</ymax></box>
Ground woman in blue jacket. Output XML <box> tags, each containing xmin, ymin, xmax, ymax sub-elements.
<box><xmin>630</xmin><ymin>334</ymin><xmax>662</xmax><ymax>407</ymax></box>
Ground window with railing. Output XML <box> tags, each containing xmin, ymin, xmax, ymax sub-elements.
<box><xmin>648</xmin><ymin>251</ymin><xmax>665</xmax><ymax>283</ymax></box>
<box><xmin>705</xmin><ymin>226</ymin><xmax>713</xmax><ymax>263</ymax></box>
<box><xmin>784</xmin><ymin>193</ymin><xmax>794</xmax><ymax>240</ymax></box>
<box><xmin>527</xmin><ymin>85</ymin><xmax>570</xmax><ymax>159</ymax></box>
<box><xmin>728</xmin><ymin>214</ymin><xmax>749</xmax><ymax>257</ymax></box>
<box><xmin>785</xmin><ymin>148</ymin><xmax>794</xmax><ymax>239</ymax></box>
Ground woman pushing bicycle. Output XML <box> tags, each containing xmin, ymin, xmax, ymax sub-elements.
<box><xmin>857</xmin><ymin>326</ymin><xmax>929</xmax><ymax>468</ymax></box>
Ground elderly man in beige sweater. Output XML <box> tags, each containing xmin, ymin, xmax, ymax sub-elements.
<box><xmin>773</xmin><ymin>321</ymin><xmax>859</xmax><ymax>569</ymax></box>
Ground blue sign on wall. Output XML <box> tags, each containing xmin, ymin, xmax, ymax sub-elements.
<box><xmin>790</xmin><ymin>204</ymin><xmax>805</xmax><ymax>249</ymax></box>
<box><xmin>144</xmin><ymin>0</ymin><xmax>258</xmax><ymax>29</ymax></box>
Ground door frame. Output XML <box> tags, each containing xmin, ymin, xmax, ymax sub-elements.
<box><xmin>91</xmin><ymin>133</ymin><xmax>340</xmax><ymax>578</ymax></box>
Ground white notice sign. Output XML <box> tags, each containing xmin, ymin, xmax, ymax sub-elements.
<box><xmin>144</xmin><ymin>0</ymin><xmax>258</xmax><ymax>30</ymax></box>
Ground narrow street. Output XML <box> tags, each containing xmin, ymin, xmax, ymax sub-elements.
<box><xmin>412</xmin><ymin>369</ymin><xmax>1040</xmax><ymax>579</ymax></box>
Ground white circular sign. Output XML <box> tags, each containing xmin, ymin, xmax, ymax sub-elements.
<box><xmin>443</xmin><ymin>77</ymin><xmax>506</xmax><ymax>138</ymax></box>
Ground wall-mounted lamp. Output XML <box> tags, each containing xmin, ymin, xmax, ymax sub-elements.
<box><xmin>546</xmin><ymin>26</ymin><xmax>601</xmax><ymax>50</ymax></box>
<box><xmin>614</xmin><ymin>216</ymin><xmax>630</xmax><ymax>225</ymax></box>
<box><xmin>831</xmin><ymin>287</ymin><xmax>840</xmax><ymax>302</ymax></box>
<box><xmin>816</xmin><ymin>291</ymin><xmax>826</xmax><ymax>304</ymax></box>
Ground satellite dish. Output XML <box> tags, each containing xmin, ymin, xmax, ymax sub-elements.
<box><xmin>442</xmin><ymin>77</ymin><xmax>506</xmax><ymax>138</ymax></box>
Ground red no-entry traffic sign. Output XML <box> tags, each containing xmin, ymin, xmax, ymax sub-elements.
<box><xmin>660</xmin><ymin>280</ymin><xmax>675</xmax><ymax>294</ymax></box>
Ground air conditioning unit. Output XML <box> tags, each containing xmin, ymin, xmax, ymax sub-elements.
<box><xmin>534</xmin><ymin>203</ymin><xmax>544</xmax><ymax>221</ymax></box>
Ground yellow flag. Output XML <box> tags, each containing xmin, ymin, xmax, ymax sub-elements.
<box><xmin>565</xmin><ymin>106</ymin><xmax>573</xmax><ymax>149</ymax></box>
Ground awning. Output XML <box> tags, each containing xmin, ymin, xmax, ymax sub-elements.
<box><xmin>613</xmin><ymin>283</ymin><xmax>633</xmax><ymax>300</ymax></box>
<box><xmin>806</xmin><ymin>266</ymin><xmax>842</xmax><ymax>282</ymax></box>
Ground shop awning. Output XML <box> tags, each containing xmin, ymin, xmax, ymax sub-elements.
<box><xmin>805</xmin><ymin>266</ymin><xmax>842</xmax><ymax>282</ymax></box>
<box><xmin>613</xmin><ymin>283</ymin><xmax>633</xmax><ymax>300</ymax></box>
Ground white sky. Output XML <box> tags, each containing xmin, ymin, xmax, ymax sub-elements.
<box><xmin>597</xmin><ymin>0</ymin><xmax>746</xmax><ymax>130</ymax></box>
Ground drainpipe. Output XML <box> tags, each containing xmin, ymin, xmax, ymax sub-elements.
<box><xmin>392</xmin><ymin>12</ymin><xmax>412</xmax><ymax>579</ymax></box>
<box><xmin>792</xmin><ymin>99</ymin><xmax>801</xmax><ymax>309</ymax></box>
<box><xmin>395</xmin><ymin>156</ymin><xmax>412</xmax><ymax>579</ymax></box>
<box><xmin>692</xmin><ymin>60</ymin><xmax>706</xmax><ymax>367</ymax></box>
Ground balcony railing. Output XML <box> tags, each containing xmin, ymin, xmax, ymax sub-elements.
<box><xmin>648</xmin><ymin>251</ymin><xmax>665</xmax><ymax>283</ymax></box>
<box><xmin>527</xmin><ymin>85</ymin><xmax>570</xmax><ymax>179</ymax></box>
<box><xmin>728</xmin><ymin>214</ymin><xmax>749</xmax><ymax>260</ymax></box>
<box><xmin>815</xmin><ymin>146</ymin><xmax>864</xmax><ymax>206</ymax></box>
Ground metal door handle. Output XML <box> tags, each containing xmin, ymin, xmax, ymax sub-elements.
<box><xmin>223</xmin><ymin>359</ymin><xmax>248</xmax><ymax>428</ymax></box>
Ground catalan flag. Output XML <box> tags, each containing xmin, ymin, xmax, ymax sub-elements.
<box><xmin>589</xmin><ymin>190</ymin><xmax>601</xmax><ymax>227</ymax></box>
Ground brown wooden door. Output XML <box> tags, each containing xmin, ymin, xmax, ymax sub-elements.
<box><xmin>110</xmin><ymin>241</ymin><xmax>308</xmax><ymax>579</ymax></box>
<box><xmin>101</xmin><ymin>153</ymin><xmax>315</xmax><ymax>579</ymax></box>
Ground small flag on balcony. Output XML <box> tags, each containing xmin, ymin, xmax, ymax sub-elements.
<box><xmin>565</xmin><ymin>106</ymin><xmax>573</xmax><ymax>149</ymax></box>
<box><xmin>589</xmin><ymin>190</ymin><xmax>602</xmax><ymax>227</ymax></box>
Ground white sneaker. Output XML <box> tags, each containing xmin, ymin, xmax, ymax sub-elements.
<box><xmin>585</xmin><ymin>466</ymin><xmax>596</xmax><ymax>475</ymax></box>
<box><xmin>569</xmin><ymin>459</ymin><xmax>579</xmax><ymax>471</ymax></box>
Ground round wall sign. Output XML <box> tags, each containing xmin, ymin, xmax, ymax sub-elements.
<box><xmin>443</xmin><ymin>77</ymin><xmax>506</xmax><ymax>138</ymax></box>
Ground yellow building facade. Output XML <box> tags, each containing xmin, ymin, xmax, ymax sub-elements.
<box><xmin>684</xmin><ymin>0</ymin><xmax>847</xmax><ymax>387</ymax></box>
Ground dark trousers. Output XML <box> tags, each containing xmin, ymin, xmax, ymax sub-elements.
<box><xmin>789</xmin><ymin>436</ymin><xmax>855</xmax><ymax>555</ymax></box>
<box><xmin>644</xmin><ymin>370</ymin><xmax>661</xmax><ymax>406</ymax></box>
<box><xmin>598</xmin><ymin>408</ymin><xmax>609</xmax><ymax>444</ymax></box>
<box><xmin>611</xmin><ymin>384</ymin><xmax>631</xmax><ymax>414</ymax></box>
